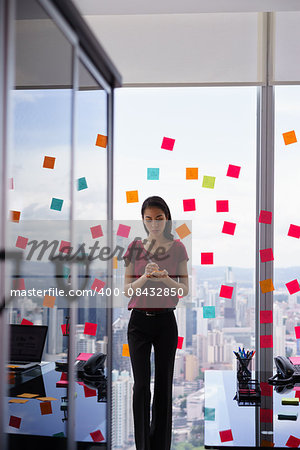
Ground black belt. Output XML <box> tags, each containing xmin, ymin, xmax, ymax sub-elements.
<box><xmin>132</xmin><ymin>308</ymin><xmax>175</xmax><ymax>316</ymax></box>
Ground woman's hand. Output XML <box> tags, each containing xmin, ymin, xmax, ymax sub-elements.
<box><xmin>144</xmin><ymin>262</ymin><xmax>159</xmax><ymax>277</ymax></box>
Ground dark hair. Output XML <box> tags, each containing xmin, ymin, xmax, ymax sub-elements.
<box><xmin>141</xmin><ymin>196</ymin><xmax>174</xmax><ymax>240</ymax></box>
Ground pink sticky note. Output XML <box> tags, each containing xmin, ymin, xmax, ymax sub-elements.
<box><xmin>260</xmin><ymin>335</ymin><xmax>273</xmax><ymax>348</ymax></box>
<box><xmin>260</xmin><ymin>248</ymin><xmax>274</xmax><ymax>263</ymax></box>
<box><xmin>295</xmin><ymin>391</ymin><xmax>300</xmax><ymax>401</ymax></box>
<box><xmin>77</xmin><ymin>353</ymin><xmax>94</xmax><ymax>361</ymax></box>
<box><xmin>295</xmin><ymin>327</ymin><xmax>300</xmax><ymax>339</ymax></box>
<box><xmin>61</xmin><ymin>324</ymin><xmax>69</xmax><ymax>335</ymax></box>
<box><xmin>84</xmin><ymin>322</ymin><xmax>97</xmax><ymax>336</ymax></box>
<box><xmin>116</xmin><ymin>224</ymin><xmax>131</xmax><ymax>238</ymax></box>
<box><xmin>183</xmin><ymin>199</ymin><xmax>196</xmax><ymax>212</ymax></box>
<box><xmin>290</xmin><ymin>357</ymin><xmax>300</xmax><ymax>365</ymax></box>
<box><xmin>260</xmin><ymin>382</ymin><xmax>273</xmax><ymax>397</ymax></box>
<box><xmin>90</xmin><ymin>429</ymin><xmax>105</xmax><ymax>442</ymax></box>
<box><xmin>259</xmin><ymin>210</ymin><xmax>272</xmax><ymax>224</ymax></box>
<box><xmin>161</xmin><ymin>137</ymin><xmax>175</xmax><ymax>151</ymax></box>
<box><xmin>288</xmin><ymin>224</ymin><xmax>300</xmax><ymax>239</ymax></box>
<box><xmin>90</xmin><ymin>225</ymin><xmax>103</xmax><ymax>239</ymax></box>
<box><xmin>13</xmin><ymin>279</ymin><xmax>25</xmax><ymax>290</ymax></box>
<box><xmin>177</xmin><ymin>336</ymin><xmax>184</xmax><ymax>349</ymax></box>
<box><xmin>15</xmin><ymin>236</ymin><xmax>28</xmax><ymax>249</ymax></box>
<box><xmin>201</xmin><ymin>252</ymin><xmax>213</xmax><ymax>264</ymax></box>
<box><xmin>91</xmin><ymin>278</ymin><xmax>105</xmax><ymax>292</ymax></box>
<box><xmin>9</xmin><ymin>415</ymin><xmax>21</xmax><ymax>429</ymax></box>
<box><xmin>59</xmin><ymin>240</ymin><xmax>71</xmax><ymax>254</ymax></box>
<box><xmin>219</xmin><ymin>285</ymin><xmax>234</xmax><ymax>299</ymax></box>
<box><xmin>216</xmin><ymin>200</ymin><xmax>229</xmax><ymax>212</ymax></box>
<box><xmin>222</xmin><ymin>221</ymin><xmax>236</xmax><ymax>235</ymax></box>
<box><xmin>56</xmin><ymin>380</ymin><xmax>68</xmax><ymax>387</ymax></box>
<box><xmin>286</xmin><ymin>435</ymin><xmax>300</xmax><ymax>448</ymax></box>
<box><xmin>219</xmin><ymin>429</ymin><xmax>233</xmax><ymax>443</ymax></box>
<box><xmin>260</xmin><ymin>311</ymin><xmax>273</xmax><ymax>324</ymax></box>
<box><xmin>226</xmin><ymin>164</ymin><xmax>241</xmax><ymax>178</ymax></box>
<box><xmin>286</xmin><ymin>279</ymin><xmax>300</xmax><ymax>295</ymax></box>
<box><xmin>21</xmin><ymin>318</ymin><xmax>33</xmax><ymax>325</ymax></box>
<box><xmin>84</xmin><ymin>385</ymin><xmax>97</xmax><ymax>398</ymax></box>
<box><xmin>260</xmin><ymin>408</ymin><xmax>273</xmax><ymax>423</ymax></box>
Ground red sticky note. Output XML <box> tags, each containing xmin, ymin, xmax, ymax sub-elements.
<box><xmin>15</xmin><ymin>236</ymin><xmax>28</xmax><ymax>249</ymax></box>
<box><xmin>295</xmin><ymin>391</ymin><xmax>300</xmax><ymax>400</ymax></box>
<box><xmin>260</xmin><ymin>248</ymin><xmax>274</xmax><ymax>263</ymax></box>
<box><xmin>61</xmin><ymin>324</ymin><xmax>69</xmax><ymax>335</ymax></box>
<box><xmin>59</xmin><ymin>240</ymin><xmax>71</xmax><ymax>254</ymax></box>
<box><xmin>40</xmin><ymin>401</ymin><xmax>52</xmax><ymax>415</ymax></box>
<box><xmin>183</xmin><ymin>199</ymin><xmax>196</xmax><ymax>212</ymax></box>
<box><xmin>60</xmin><ymin>372</ymin><xmax>68</xmax><ymax>381</ymax></box>
<box><xmin>12</xmin><ymin>278</ymin><xmax>25</xmax><ymax>290</ymax></box>
<box><xmin>90</xmin><ymin>429</ymin><xmax>105</xmax><ymax>442</ymax></box>
<box><xmin>216</xmin><ymin>200</ymin><xmax>229</xmax><ymax>212</ymax></box>
<box><xmin>260</xmin><ymin>408</ymin><xmax>273</xmax><ymax>423</ymax></box>
<box><xmin>219</xmin><ymin>285</ymin><xmax>234</xmax><ymax>299</ymax></box>
<box><xmin>21</xmin><ymin>318</ymin><xmax>33</xmax><ymax>325</ymax></box>
<box><xmin>84</xmin><ymin>322</ymin><xmax>97</xmax><ymax>336</ymax></box>
<box><xmin>90</xmin><ymin>225</ymin><xmax>103</xmax><ymax>239</ymax></box>
<box><xmin>286</xmin><ymin>435</ymin><xmax>300</xmax><ymax>448</ymax></box>
<box><xmin>219</xmin><ymin>429</ymin><xmax>233</xmax><ymax>442</ymax></box>
<box><xmin>260</xmin><ymin>382</ymin><xmax>273</xmax><ymax>397</ymax></box>
<box><xmin>295</xmin><ymin>327</ymin><xmax>300</xmax><ymax>339</ymax></box>
<box><xmin>201</xmin><ymin>252</ymin><xmax>213</xmax><ymax>264</ymax></box>
<box><xmin>116</xmin><ymin>224</ymin><xmax>131</xmax><ymax>238</ymax></box>
<box><xmin>222</xmin><ymin>221</ymin><xmax>236</xmax><ymax>235</ymax></box>
<box><xmin>260</xmin><ymin>310</ymin><xmax>273</xmax><ymax>324</ymax></box>
<box><xmin>259</xmin><ymin>210</ymin><xmax>272</xmax><ymax>224</ymax></box>
<box><xmin>286</xmin><ymin>279</ymin><xmax>300</xmax><ymax>295</ymax></box>
<box><xmin>56</xmin><ymin>380</ymin><xmax>68</xmax><ymax>387</ymax></box>
<box><xmin>84</xmin><ymin>385</ymin><xmax>97</xmax><ymax>398</ymax></box>
<box><xmin>76</xmin><ymin>353</ymin><xmax>94</xmax><ymax>361</ymax></box>
<box><xmin>226</xmin><ymin>164</ymin><xmax>241</xmax><ymax>178</ymax></box>
<box><xmin>161</xmin><ymin>137</ymin><xmax>175</xmax><ymax>151</ymax></box>
<box><xmin>260</xmin><ymin>335</ymin><xmax>273</xmax><ymax>348</ymax></box>
<box><xmin>288</xmin><ymin>224</ymin><xmax>300</xmax><ymax>239</ymax></box>
<box><xmin>9</xmin><ymin>415</ymin><xmax>21</xmax><ymax>429</ymax></box>
<box><xmin>177</xmin><ymin>336</ymin><xmax>184</xmax><ymax>349</ymax></box>
<box><xmin>91</xmin><ymin>278</ymin><xmax>105</xmax><ymax>292</ymax></box>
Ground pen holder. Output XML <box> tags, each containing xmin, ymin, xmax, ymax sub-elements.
<box><xmin>234</xmin><ymin>355</ymin><xmax>261</xmax><ymax>406</ymax></box>
<box><xmin>237</xmin><ymin>357</ymin><xmax>252</xmax><ymax>382</ymax></box>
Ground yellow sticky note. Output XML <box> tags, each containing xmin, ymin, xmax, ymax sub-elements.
<box><xmin>122</xmin><ymin>344</ymin><xmax>130</xmax><ymax>357</ymax></box>
<box><xmin>9</xmin><ymin>398</ymin><xmax>29</xmax><ymax>404</ymax></box>
<box><xmin>176</xmin><ymin>223</ymin><xmax>191</xmax><ymax>239</ymax></box>
<box><xmin>113</xmin><ymin>256</ymin><xmax>118</xmax><ymax>269</ymax></box>
<box><xmin>17</xmin><ymin>393</ymin><xmax>39</xmax><ymax>398</ymax></box>
<box><xmin>282</xmin><ymin>130</ymin><xmax>297</xmax><ymax>145</ymax></box>
<box><xmin>43</xmin><ymin>295</ymin><xmax>56</xmax><ymax>308</ymax></box>
<box><xmin>260</xmin><ymin>279</ymin><xmax>274</xmax><ymax>294</ymax></box>
<box><xmin>186</xmin><ymin>168</ymin><xmax>198</xmax><ymax>180</ymax></box>
<box><xmin>126</xmin><ymin>190</ymin><xmax>139</xmax><ymax>203</ymax></box>
<box><xmin>7</xmin><ymin>365</ymin><xmax>19</xmax><ymax>369</ymax></box>
<box><xmin>36</xmin><ymin>397</ymin><xmax>57</xmax><ymax>402</ymax></box>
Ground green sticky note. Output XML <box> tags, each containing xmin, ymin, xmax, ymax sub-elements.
<box><xmin>203</xmin><ymin>306</ymin><xmax>215</xmax><ymax>318</ymax></box>
<box><xmin>77</xmin><ymin>177</ymin><xmax>88</xmax><ymax>191</ymax></box>
<box><xmin>204</xmin><ymin>407</ymin><xmax>215</xmax><ymax>421</ymax></box>
<box><xmin>53</xmin><ymin>432</ymin><xmax>65</xmax><ymax>437</ymax></box>
<box><xmin>50</xmin><ymin>197</ymin><xmax>63</xmax><ymax>211</ymax></box>
<box><xmin>202</xmin><ymin>175</ymin><xmax>216</xmax><ymax>189</ymax></box>
<box><xmin>147</xmin><ymin>168</ymin><xmax>159</xmax><ymax>180</ymax></box>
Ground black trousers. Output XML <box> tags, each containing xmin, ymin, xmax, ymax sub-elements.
<box><xmin>127</xmin><ymin>309</ymin><xmax>178</xmax><ymax>450</ymax></box>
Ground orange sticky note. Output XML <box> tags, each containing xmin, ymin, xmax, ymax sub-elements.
<box><xmin>261</xmin><ymin>439</ymin><xmax>274</xmax><ymax>447</ymax></box>
<box><xmin>113</xmin><ymin>256</ymin><xmax>118</xmax><ymax>269</ymax></box>
<box><xmin>43</xmin><ymin>156</ymin><xmax>56</xmax><ymax>169</ymax></box>
<box><xmin>126</xmin><ymin>190</ymin><xmax>139</xmax><ymax>203</ymax></box>
<box><xmin>175</xmin><ymin>223</ymin><xmax>191</xmax><ymax>239</ymax></box>
<box><xmin>95</xmin><ymin>134</ymin><xmax>107</xmax><ymax>148</ymax></box>
<box><xmin>259</xmin><ymin>279</ymin><xmax>274</xmax><ymax>294</ymax></box>
<box><xmin>282</xmin><ymin>130</ymin><xmax>297</xmax><ymax>145</ymax></box>
<box><xmin>40</xmin><ymin>401</ymin><xmax>52</xmax><ymax>415</ymax></box>
<box><xmin>17</xmin><ymin>393</ymin><xmax>39</xmax><ymax>398</ymax></box>
<box><xmin>10</xmin><ymin>210</ymin><xmax>21</xmax><ymax>223</ymax></box>
<box><xmin>186</xmin><ymin>168</ymin><xmax>198</xmax><ymax>180</ymax></box>
<box><xmin>9</xmin><ymin>398</ymin><xmax>29</xmax><ymax>404</ymax></box>
<box><xmin>43</xmin><ymin>295</ymin><xmax>56</xmax><ymax>308</ymax></box>
<box><xmin>122</xmin><ymin>344</ymin><xmax>130</xmax><ymax>357</ymax></box>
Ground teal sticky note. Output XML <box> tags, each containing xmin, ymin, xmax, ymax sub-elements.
<box><xmin>77</xmin><ymin>177</ymin><xmax>88</xmax><ymax>191</ymax></box>
<box><xmin>147</xmin><ymin>168</ymin><xmax>159</xmax><ymax>180</ymax></box>
<box><xmin>203</xmin><ymin>306</ymin><xmax>215</xmax><ymax>318</ymax></box>
<box><xmin>204</xmin><ymin>407</ymin><xmax>215</xmax><ymax>421</ymax></box>
<box><xmin>50</xmin><ymin>198</ymin><xmax>63</xmax><ymax>211</ymax></box>
<box><xmin>52</xmin><ymin>432</ymin><xmax>65</xmax><ymax>438</ymax></box>
<box><xmin>202</xmin><ymin>175</ymin><xmax>216</xmax><ymax>189</ymax></box>
<box><xmin>63</xmin><ymin>266</ymin><xmax>70</xmax><ymax>279</ymax></box>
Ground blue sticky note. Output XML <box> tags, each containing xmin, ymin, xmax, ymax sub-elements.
<box><xmin>50</xmin><ymin>198</ymin><xmax>63</xmax><ymax>211</ymax></box>
<box><xmin>147</xmin><ymin>168</ymin><xmax>159</xmax><ymax>180</ymax></box>
<box><xmin>77</xmin><ymin>177</ymin><xmax>88</xmax><ymax>191</ymax></box>
<box><xmin>204</xmin><ymin>407</ymin><xmax>215</xmax><ymax>421</ymax></box>
<box><xmin>203</xmin><ymin>306</ymin><xmax>215</xmax><ymax>318</ymax></box>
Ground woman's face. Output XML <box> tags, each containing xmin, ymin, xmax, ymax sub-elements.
<box><xmin>143</xmin><ymin>207</ymin><xmax>168</xmax><ymax>240</ymax></box>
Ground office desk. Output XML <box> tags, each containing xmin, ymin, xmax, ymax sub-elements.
<box><xmin>205</xmin><ymin>370</ymin><xmax>300</xmax><ymax>448</ymax></box>
<box><xmin>6</xmin><ymin>362</ymin><xmax>106</xmax><ymax>448</ymax></box>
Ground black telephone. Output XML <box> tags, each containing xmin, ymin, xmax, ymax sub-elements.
<box><xmin>268</xmin><ymin>356</ymin><xmax>300</xmax><ymax>385</ymax></box>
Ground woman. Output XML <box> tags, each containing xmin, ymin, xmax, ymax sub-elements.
<box><xmin>123</xmin><ymin>196</ymin><xmax>189</xmax><ymax>450</ymax></box>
